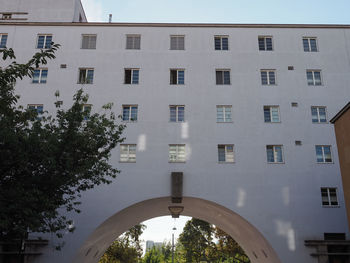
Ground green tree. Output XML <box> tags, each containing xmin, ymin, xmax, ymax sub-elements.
<box><xmin>0</xmin><ymin>45</ymin><xmax>125</xmax><ymax>246</ymax></box>
<box><xmin>142</xmin><ymin>246</ymin><xmax>164</xmax><ymax>263</ymax></box>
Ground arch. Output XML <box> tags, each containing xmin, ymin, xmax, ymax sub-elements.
<box><xmin>73</xmin><ymin>197</ymin><xmax>281</xmax><ymax>263</ymax></box>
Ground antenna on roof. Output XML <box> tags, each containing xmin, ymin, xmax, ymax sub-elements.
<box><xmin>109</xmin><ymin>14</ymin><xmax>112</xmax><ymax>23</ymax></box>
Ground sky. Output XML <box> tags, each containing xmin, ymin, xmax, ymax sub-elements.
<box><xmin>81</xmin><ymin>0</ymin><xmax>350</xmax><ymax>24</ymax></box>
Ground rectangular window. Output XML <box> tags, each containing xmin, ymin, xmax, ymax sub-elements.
<box><xmin>0</xmin><ymin>34</ymin><xmax>8</xmax><ymax>48</ymax></box>
<box><xmin>32</xmin><ymin>68</ymin><xmax>48</xmax><ymax>84</ymax></box>
<box><xmin>307</xmin><ymin>70</ymin><xmax>322</xmax><ymax>86</ymax></box>
<box><xmin>82</xmin><ymin>104</ymin><xmax>91</xmax><ymax>120</ymax></box>
<box><xmin>28</xmin><ymin>104</ymin><xmax>44</xmax><ymax>120</ymax></box>
<box><xmin>170</xmin><ymin>105</ymin><xmax>185</xmax><ymax>122</ymax></box>
<box><xmin>303</xmin><ymin>37</ymin><xmax>318</xmax><ymax>52</ymax></box>
<box><xmin>126</xmin><ymin>35</ymin><xmax>141</xmax><ymax>50</ymax></box>
<box><xmin>216</xmin><ymin>70</ymin><xmax>230</xmax><ymax>85</ymax></box>
<box><xmin>311</xmin><ymin>106</ymin><xmax>327</xmax><ymax>123</ymax></box>
<box><xmin>37</xmin><ymin>34</ymin><xmax>52</xmax><ymax>49</ymax></box>
<box><xmin>124</xmin><ymin>69</ymin><xmax>139</xmax><ymax>84</ymax></box>
<box><xmin>120</xmin><ymin>144</ymin><xmax>136</xmax><ymax>163</ymax></box>
<box><xmin>266</xmin><ymin>145</ymin><xmax>283</xmax><ymax>163</ymax></box>
<box><xmin>122</xmin><ymin>105</ymin><xmax>138</xmax><ymax>122</ymax></box>
<box><xmin>264</xmin><ymin>106</ymin><xmax>280</xmax><ymax>123</ymax></box>
<box><xmin>216</xmin><ymin>105</ymin><xmax>232</xmax><ymax>122</ymax></box>
<box><xmin>81</xmin><ymin>34</ymin><xmax>97</xmax><ymax>49</ymax></box>
<box><xmin>258</xmin><ymin>36</ymin><xmax>273</xmax><ymax>51</ymax></box>
<box><xmin>170</xmin><ymin>69</ymin><xmax>185</xmax><ymax>85</ymax></box>
<box><xmin>316</xmin><ymin>145</ymin><xmax>332</xmax><ymax>163</ymax></box>
<box><xmin>170</xmin><ymin>35</ymin><xmax>185</xmax><ymax>50</ymax></box>
<box><xmin>214</xmin><ymin>36</ymin><xmax>229</xmax><ymax>50</ymax></box>
<box><xmin>78</xmin><ymin>68</ymin><xmax>94</xmax><ymax>84</ymax></box>
<box><xmin>321</xmin><ymin>188</ymin><xmax>338</xmax><ymax>206</ymax></box>
<box><xmin>169</xmin><ymin>144</ymin><xmax>185</xmax><ymax>162</ymax></box>
<box><xmin>260</xmin><ymin>70</ymin><xmax>276</xmax><ymax>85</ymax></box>
<box><xmin>218</xmin><ymin>145</ymin><xmax>234</xmax><ymax>163</ymax></box>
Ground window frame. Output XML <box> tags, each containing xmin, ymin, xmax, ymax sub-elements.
<box><xmin>120</xmin><ymin>144</ymin><xmax>137</xmax><ymax>163</ymax></box>
<box><xmin>124</xmin><ymin>68</ymin><xmax>140</xmax><ymax>84</ymax></box>
<box><xmin>306</xmin><ymin>70</ymin><xmax>322</xmax><ymax>86</ymax></box>
<box><xmin>0</xmin><ymin>33</ymin><xmax>8</xmax><ymax>48</ymax></box>
<box><xmin>315</xmin><ymin>145</ymin><xmax>333</xmax><ymax>163</ymax></box>
<box><xmin>27</xmin><ymin>104</ymin><xmax>44</xmax><ymax>119</ymax></box>
<box><xmin>216</xmin><ymin>105</ymin><xmax>232</xmax><ymax>123</ymax></box>
<box><xmin>32</xmin><ymin>68</ymin><xmax>48</xmax><ymax>84</ymax></box>
<box><xmin>218</xmin><ymin>144</ymin><xmax>234</xmax><ymax>163</ymax></box>
<box><xmin>126</xmin><ymin>34</ymin><xmax>141</xmax><ymax>50</ymax></box>
<box><xmin>303</xmin><ymin>37</ymin><xmax>318</xmax><ymax>52</ymax></box>
<box><xmin>321</xmin><ymin>187</ymin><xmax>339</xmax><ymax>207</ymax></box>
<box><xmin>169</xmin><ymin>105</ymin><xmax>185</xmax><ymax>122</ymax></box>
<box><xmin>260</xmin><ymin>69</ymin><xmax>276</xmax><ymax>85</ymax></box>
<box><xmin>266</xmin><ymin>145</ymin><xmax>284</xmax><ymax>163</ymax></box>
<box><xmin>263</xmin><ymin>105</ymin><xmax>280</xmax><ymax>123</ymax></box>
<box><xmin>81</xmin><ymin>34</ymin><xmax>97</xmax><ymax>49</ymax></box>
<box><xmin>78</xmin><ymin>68</ymin><xmax>94</xmax><ymax>84</ymax></box>
<box><xmin>311</xmin><ymin>106</ymin><xmax>327</xmax><ymax>123</ymax></box>
<box><xmin>169</xmin><ymin>144</ymin><xmax>186</xmax><ymax>163</ymax></box>
<box><xmin>122</xmin><ymin>105</ymin><xmax>138</xmax><ymax>122</ymax></box>
<box><xmin>214</xmin><ymin>35</ymin><xmax>229</xmax><ymax>51</ymax></box>
<box><xmin>215</xmin><ymin>69</ymin><xmax>231</xmax><ymax>85</ymax></box>
<box><xmin>36</xmin><ymin>34</ymin><xmax>52</xmax><ymax>49</ymax></box>
<box><xmin>170</xmin><ymin>69</ymin><xmax>185</xmax><ymax>85</ymax></box>
<box><xmin>82</xmin><ymin>104</ymin><xmax>92</xmax><ymax>120</ymax></box>
<box><xmin>258</xmin><ymin>36</ymin><xmax>273</xmax><ymax>51</ymax></box>
<box><xmin>170</xmin><ymin>35</ymin><xmax>185</xmax><ymax>50</ymax></box>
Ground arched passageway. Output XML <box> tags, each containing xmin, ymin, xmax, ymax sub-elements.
<box><xmin>73</xmin><ymin>197</ymin><xmax>281</xmax><ymax>263</ymax></box>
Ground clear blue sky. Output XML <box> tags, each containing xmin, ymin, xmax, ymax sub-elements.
<box><xmin>81</xmin><ymin>0</ymin><xmax>350</xmax><ymax>24</ymax></box>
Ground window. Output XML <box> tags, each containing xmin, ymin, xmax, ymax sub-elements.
<box><xmin>316</xmin><ymin>145</ymin><xmax>332</xmax><ymax>163</ymax></box>
<box><xmin>37</xmin><ymin>34</ymin><xmax>52</xmax><ymax>49</ymax></box>
<box><xmin>311</xmin><ymin>106</ymin><xmax>327</xmax><ymax>123</ymax></box>
<box><xmin>122</xmin><ymin>105</ymin><xmax>138</xmax><ymax>122</ymax></box>
<box><xmin>124</xmin><ymin>69</ymin><xmax>139</xmax><ymax>84</ymax></box>
<box><xmin>32</xmin><ymin>68</ymin><xmax>48</xmax><ymax>84</ymax></box>
<box><xmin>126</xmin><ymin>35</ymin><xmax>141</xmax><ymax>50</ymax></box>
<box><xmin>218</xmin><ymin>145</ymin><xmax>234</xmax><ymax>163</ymax></box>
<box><xmin>216</xmin><ymin>70</ymin><xmax>230</xmax><ymax>85</ymax></box>
<box><xmin>82</xmin><ymin>104</ymin><xmax>91</xmax><ymax>120</ymax></box>
<box><xmin>170</xmin><ymin>69</ymin><xmax>185</xmax><ymax>85</ymax></box>
<box><xmin>81</xmin><ymin>34</ymin><xmax>97</xmax><ymax>49</ymax></box>
<box><xmin>2</xmin><ymin>14</ymin><xmax>12</xmax><ymax>20</ymax></box>
<box><xmin>258</xmin><ymin>36</ymin><xmax>273</xmax><ymax>51</ymax></box>
<box><xmin>321</xmin><ymin>188</ymin><xmax>338</xmax><ymax>206</ymax></box>
<box><xmin>303</xmin><ymin>37</ymin><xmax>318</xmax><ymax>52</ymax></box>
<box><xmin>264</xmin><ymin>106</ymin><xmax>280</xmax><ymax>123</ymax></box>
<box><xmin>170</xmin><ymin>35</ymin><xmax>185</xmax><ymax>50</ymax></box>
<box><xmin>0</xmin><ymin>34</ymin><xmax>8</xmax><ymax>48</ymax></box>
<box><xmin>260</xmin><ymin>70</ymin><xmax>276</xmax><ymax>85</ymax></box>
<box><xmin>169</xmin><ymin>144</ymin><xmax>185</xmax><ymax>162</ymax></box>
<box><xmin>307</xmin><ymin>70</ymin><xmax>322</xmax><ymax>86</ymax></box>
<box><xmin>78</xmin><ymin>68</ymin><xmax>94</xmax><ymax>84</ymax></box>
<box><xmin>214</xmin><ymin>36</ymin><xmax>228</xmax><ymax>50</ymax></box>
<box><xmin>120</xmin><ymin>144</ymin><xmax>136</xmax><ymax>163</ymax></box>
<box><xmin>266</xmin><ymin>145</ymin><xmax>283</xmax><ymax>163</ymax></box>
<box><xmin>28</xmin><ymin>104</ymin><xmax>43</xmax><ymax>119</ymax></box>
<box><xmin>170</xmin><ymin>105</ymin><xmax>185</xmax><ymax>122</ymax></box>
<box><xmin>216</xmin><ymin>105</ymin><xmax>232</xmax><ymax>122</ymax></box>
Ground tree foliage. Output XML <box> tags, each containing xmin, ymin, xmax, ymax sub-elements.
<box><xmin>0</xmin><ymin>45</ymin><xmax>125</xmax><ymax>244</ymax></box>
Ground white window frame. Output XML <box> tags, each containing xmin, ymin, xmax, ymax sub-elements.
<box><xmin>124</xmin><ymin>68</ymin><xmax>140</xmax><ymax>84</ymax></box>
<box><xmin>264</xmin><ymin>106</ymin><xmax>280</xmax><ymax>123</ymax></box>
<box><xmin>170</xmin><ymin>35</ymin><xmax>185</xmax><ymax>50</ymax></box>
<box><xmin>170</xmin><ymin>69</ymin><xmax>185</xmax><ymax>85</ymax></box>
<box><xmin>216</xmin><ymin>69</ymin><xmax>231</xmax><ymax>85</ymax></box>
<box><xmin>266</xmin><ymin>145</ymin><xmax>284</xmax><ymax>163</ymax></box>
<box><xmin>120</xmin><ymin>144</ymin><xmax>136</xmax><ymax>163</ymax></box>
<box><xmin>216</xmin><ymin>105</ymin><xmax>232</xmax><ymax>123</ymax></box>
<box><xmin>311</xmin><ymin>106</ymin><xmax>327</xmax><ymax>123</ymax></box>
<box><xmin>316</xmin><ymin>145</ymin><xmax>333</xmax><ymax>163</ymax></box>
<box><xmin>122</xmin><ymin>105</ymin><xmax>138</xmax><ymax>122</ymax></box>
<box><xmin>303</xmin><ymin>37</ymin><xmax>318</xmax><ymax>52</ymax></box>
<box><xmin>32</xmin><ymin>68</ymin><xmax>48</xmax><ymax>84</ymax></box>
<box><xmin>218</xmin><ymin>145</ymin><xmax>234</xmax><ymax>163</ymax></box>
<box><xmin>78</xmin><ymin>68</ymin><xmax>94</xmax><ymax>84</ymax></box>
<box><xmin>36</xmin><ymin>34</ymin><xmax>52</xmax><ymax>49</ymax></box>
<box><xmin>169</xmin><ymin>144</ymin><xmax>186</xmax><ymax>163</ymax></box>
<box><xmin>321</xmin><ymin>187</ymin><xmax>339</xmax><ymax>207</ymax></box>
<box><xmin>260</xmin><ymin>69</ymin><xmax>276</xmax><ymax>85</ymax></box>
<box><xmin>258</xmin><ymin>36</ymin><xmax>273</xmax><ymax>51</ymax></box>
<box><xmin>126</xmin><ymin>35</ymin><xmax>141</xmax><ymax>50</ymax></box>
<box><xmin>214</xmin><ymin>36</ymin><xmax>229</xmax><ymax>50</ymax></box>
<box><xmin>81</xmin><ymin>34</ymin><xmax>97</xmax><ymax>49</ymax></box>
<box><xmin>169</xmin><ymin>105</ymin><xmax>185</xmax><ymax>122</ymax></box>
<box><xmin>306</xmin><ymin>70</ymin><xmax>322</xmax><ymax>86</ymax></box>
<box><xmin>0</xmin><ymin>33</ymin><xmax>8</xmax><ymax>48</ymax></box>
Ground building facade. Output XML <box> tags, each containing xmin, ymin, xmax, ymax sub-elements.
<box><xmin>1</xmin><ymin>0</ymin><xmax>350</xmax><ymax>262</ymax></box>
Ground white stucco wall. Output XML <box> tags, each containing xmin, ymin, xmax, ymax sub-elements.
<box><xmin>1</xmin><ymin>23</ymin><xmax>350</xmax><ymax>262</ymax></box>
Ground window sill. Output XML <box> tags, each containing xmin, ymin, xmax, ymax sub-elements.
<box><xmin>216</xmin><ymin>121</ymin><xmax>233</xmax><ymax>123</ymax></box>
<box><xmin>119</xmin><ymin>161</ymin><xmax>136</xmax><ymax>163</ymax></box>
<box><xmin>169</xmin><ymin>161</ymin><xmax>186</xmax><ymax>163</ymax></box>
<box><xmin>122</xmin><ymin>121</ymin><xmax>137</xmax><ymax>123</ymax></box>
<box><xmin>77</xmin><ymin>83</ymin><xmax>94</xmax><ymax>85</ymax></box>
<box><xmin>316</xmin><ymin>162</ymin><xmax>334</xmax><ymax>164</ymax></box>
<box><xmin>267</xmin><ymin>162</ymin><xmax>285</xmax><ymax>164</ymax></box>
<box><xmin>218</xmin><ymin>162</ymin><xmax>235</xmax><ymax>164</ymax></box>
<box><xmin>322</xmin><ymin>205</ymin><xmax>340</xmax><ymax>208</ymax></box>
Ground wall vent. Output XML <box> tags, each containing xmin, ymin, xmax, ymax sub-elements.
<box><xmin>295</xmin><ymin>141</ymin><xmax>302</xmax><ymax>146</ymax></box>
<box><xmin>291</xmin><ymin>102</ymin><xmax>298</xmax><ymax>107</ymax></box>
<box><xmin>60</xmin><ymin>64</ymin><xmax>67</xmax><ymax>69</ymax></box>
<box><xmin>288</xmin><ymin>66</ymin><xmax>294</xmax><ymax>70</ymax></box>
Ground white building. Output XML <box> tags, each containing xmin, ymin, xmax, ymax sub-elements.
<box><xmin>1</xmin><ymin>0</ymin><xmax>350</xmax><ymax>263</ymax></box>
